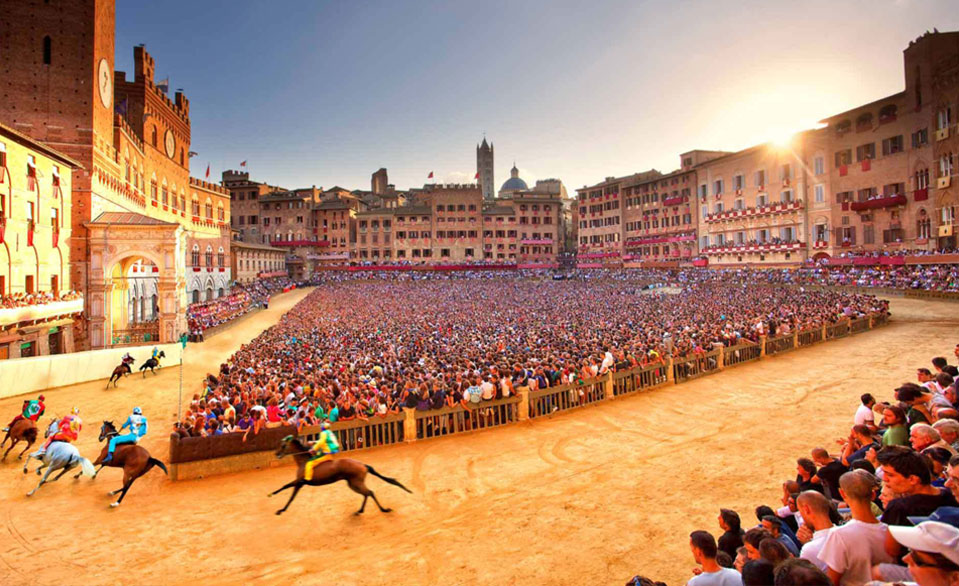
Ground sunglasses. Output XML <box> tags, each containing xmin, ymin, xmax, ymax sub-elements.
<box><xmin>907</xmin><ymin>551</ymin><xmax>959</xmax><ymax>571</ymax></box>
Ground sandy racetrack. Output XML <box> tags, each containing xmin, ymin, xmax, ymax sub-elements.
<box><xmin>0</xmin><ymin>289</ymin><xmax>956</xmax><ymax>586</ymax></box>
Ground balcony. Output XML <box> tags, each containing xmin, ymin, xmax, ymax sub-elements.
<box><xmin>521</xmin><ymin>238</ymin><xmax>553</xmax><ymax>245</ymax></box>
<box><xmin>662</xmin><ymin>195</ymin><xmax>688</xmax><ymax>207</ymax></box>
<box><xmin>849</xmin><ymin>193</ymin><xmax>907</xmax><ymax>212</ymax></box>
<box><xmin>701</xmin><ymin>241</ymin><xmax>804</xmax><ymax>256</ymax></box>
<box><xmin>0</xmin><ymin>297</ymin><xmax>84</xmax><ymax>328</ymax></box>
<box><xmin>704</xmin><ymin>200</ymin><xmax>803</xmax><ymax>223</ymax></box>
<box><xmin>813</xmin><ymin>240</ymin><xmax>829</xmax><ymax>249</ymax></box>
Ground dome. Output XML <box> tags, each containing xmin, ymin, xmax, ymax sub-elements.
<box><xmin>500</xmin><ymin>176</ymin><xmax>528</xmax><ymax>191</ymax></box>
<box><xmin>500</xmin><ymin>163</ymin><xmax>527</xmax><ymax>192</ymax></box>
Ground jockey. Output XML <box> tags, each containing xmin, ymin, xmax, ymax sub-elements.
<box><xmin>103</xmin><ymin>407</ymin><xmax>147</xmax><ymax>463</ymax></box>
<box><xmin>38</xmin><ymin>407</ymin><xmax>82</xmax><ymax>455</ymax></box>
<box><xmin>3</xmin><ymin>395</ymin><xmax>45</xmax><ymax>432</ymax></box>
<box><xmin>304</xmin><ymin>421</ymin><xmax>340</xmax><ymax>481</ymax></box>
<box><xmin>151</xmin><ymin>346</ymin><xmax>160</xmax><ymax>360</ymax></box>
<box><xmin>121</xmin><ymin>351</ymin><xmax>134</xmax><ymax>366</ymax></box>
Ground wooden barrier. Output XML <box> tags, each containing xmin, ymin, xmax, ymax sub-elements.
<box><xmin>724</xmin><ymin>342</ymin><xmax>761</xmax><ymax>367</ymax></box>
<box><xmin>764</xmin><ymin>334</ymin><xmax>797</xmax><ymax>356</ymax></box>
<box><xmin>169</xmin><ymin>311</ymin><xmax>892</xmax><ymax>479</ymax></box>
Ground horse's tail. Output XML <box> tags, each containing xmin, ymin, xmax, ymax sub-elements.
<box><xmin>365</xmin><ymin>465</ymin><xmax>412</xmax><ymax>493</ymax></box>
<box><xmin>146</xmin><ymin>457</ymin><xmax>168</xmax><ymax>476</ymax></box>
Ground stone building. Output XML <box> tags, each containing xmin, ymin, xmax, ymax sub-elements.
<box><xmin>477</xmin><ymin>138</ymin><xmax>494</xmax><ymax>201</ymax></box>
<box><xmin>0</xmin><ymin>0</ymin><xmax>231</xmax><ymax>348</ymax></box>
<box><xmin>222</xmin><ymin>170</ymin><xmax>276</xmax><ymax>244</ymax></box>
<box><xmin>230</xmin><ymin>239</ymin><xmax>286</xmax><ymax>285</ymax></box>
<box><xmin>0</xmin><ymin>123</ymin><xmax>83</xmax><ymax>359</ymax></box>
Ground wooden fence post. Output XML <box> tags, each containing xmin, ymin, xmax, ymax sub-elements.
<box><xmin>759</xmin><ymin>335</ymin><xmax>767</xmax><ymax>358</ymax></box>
<box><xmin>604</xmin><ymin>371</ymin><xmax>614</xmax><ymax>400</ymax></box>
<box><xmin>518</xmin><ymin>388</ymin><xmax>530</xmax><ymax>421</ymax></box>
<box><xmin>403</xmin><ymin>408</ymin><xmax>417</xmax><ymax>443</ymax></box>
<box><xmin>821</xmin><ymin>324</ymin><xmax>827</xmax><ymax>340</ymax></box>
<box><xmin>868</xmin><ymin>314</ymin><xmax>874</xmax><ymax>329</ymax></box>
<box><xmin>666</xmin><ymin>357</ymin><xmax>674</xmax><ymax>383</ymax></box>
<box><xmin>791</xmin><ymin>331</ymin><xmax>798</xmax><ymax>350</ymax></box>
<box><xmin>717</xmin><ymin>346</ymin><xmax>725</xmax><ymax>370</ymax></box>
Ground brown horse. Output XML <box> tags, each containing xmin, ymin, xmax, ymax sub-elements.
<box><xmin>107</xmin><ymin>363</ymin><xmax>132</xmax><ymax>388</ymax></box>
<box><xmin>1</xmin><ymin>418</ymin><xmax>38</xmax><ymax>461</ymax></box>
<box><xmin>76</xmin><ymin>420</ymin><xmax>168</xmax><ymax>507</ymax></box>
<box><xmin>269</xmin><ymin>435</ymin><xmax>411</xmax><ymax>516</ymax></box>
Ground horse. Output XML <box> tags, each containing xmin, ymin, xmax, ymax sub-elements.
<box><xmin>107</xmin><ymin>363</ymin><xmax>132</xmax><ymax>388</ymax></box>
<box><xmin>269</xmin><ymin>435</ymin><xmax>412</xmax><ymax>516</ymax></box>
<box><xmin>139</xmin><ymin>351</ymin><xmax>166</xmax><ymax>377</ymax></box>
<box><xmin>74</xmin><ymin>420</ymin><xmax>167</xmax><ymax>507</ymax></box>
<box><xmin>1</xmin><ymin>418</ymin><xmax>38</xmax><ymax>461</ymax></box>
<box><xmin>23</xmin><ymin>422</ymin><xmax>95</xmax><ymax>496</ymax></box>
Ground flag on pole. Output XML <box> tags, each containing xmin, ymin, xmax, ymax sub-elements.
<box><xmin>474</xmin><ymin>172</ymin><xmax>479</xmax><ymax>179</ymax></box>
<box><xmin>157</xmin><ymin>78</ymin><xmax>170</xmax><ymax>93</ymax></box>
<box><xmin>240</xmin><ymin>160</ymin><xmax>247</xmax><ymax>167</ymax></box>
<box><xmin>205</xmin><ymin>164</ymin><xmax>210</xmax><ymax>179</ymax></box>
<box><xmin>188</xmin><ymin>151</ymin><xmax>199</xmax><ymax>158</ymax></box>
<box><xmin>428</xmin><ymin>171</ymin><xmax>434</xmax><ymax>179</ymax></box>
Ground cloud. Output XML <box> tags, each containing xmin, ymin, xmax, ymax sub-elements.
<box><xmin>442</xmin><ymin>170</ymin><xmax>475</xmax><ymax>184</ymax></box>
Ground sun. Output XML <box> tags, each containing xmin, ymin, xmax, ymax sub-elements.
<box><xmin>768</xmin><ymin>128</ymin><xmax>796</xmax><ymax>148</ymax></box>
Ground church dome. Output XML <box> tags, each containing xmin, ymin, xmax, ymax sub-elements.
<box><xmin>500</xmin><ymin>164</ymin><xmax>527</xmax><ymax>192</ymax></box>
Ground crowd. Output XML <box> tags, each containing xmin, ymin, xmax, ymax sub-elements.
<box><xmin>177</xmin><ymin>274</ymin><xmax>886</xmax><ymax>440</ymax></box>
<box><xmin>186</xmin><ymin>277</ymin><xmax>294</xmax><ymax>336</ymax></box>
<box><xmin>797</xmin><ymin>265</ymin><xmax>959</xmax><ymax>292</ymax></box>
<box><xmin>650</xmin><ymin>349</ymin><xmax>959</xmax><ymax>586</ymax></box>
<box><xmin>0</xmin><ymin>289</ymin><xmax>82</xmax><ymax>309</ymax></box>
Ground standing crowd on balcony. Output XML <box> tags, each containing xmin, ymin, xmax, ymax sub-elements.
<box><xmin>0</xmin><ymin>289</ymin><xmax>81</xmax><ymax>310</ymax></box>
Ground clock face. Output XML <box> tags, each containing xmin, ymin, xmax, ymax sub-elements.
<box><xmin>164</xmin><ymin>130</ymin><xmax>176</xmax><ymax>159</ymax></box>
<box><xmin>97</xmin><ymin>58</ymin><xmax>112</xmax><ymax>109</ymax></box>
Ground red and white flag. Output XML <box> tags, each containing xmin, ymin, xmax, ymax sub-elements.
<box><xmin>474</xmin><ymin>172</ymin><xmax>479</xmax><ymax>179</ymax></box>
<box><xmin>205</xmin><ymin>164</ymin><xmax>210</xmax><ymax>179</ymax></box>
<box><xmin>240</xmin><ymin>160</ymin><xmax>247</xmax><ymax>167</ymax></box>
<box><xmin>428</xmin><ymin>171</ymin><xmax>434</xmax><ymax>179</ymax></box>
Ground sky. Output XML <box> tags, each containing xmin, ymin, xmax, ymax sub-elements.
<box><xmin>116</xmin><ymin>0</ymin><xmax>959</xmax><ymax>194</ymax></box>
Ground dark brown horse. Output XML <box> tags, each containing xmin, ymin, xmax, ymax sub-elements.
<box><xmin>76</xmin><ymin>421</ymin><xmax>167</xmax><ymax>507</ymax></box>
<box><xmin>139</xmin><ymin>351</ymin><xmax>166</xmax><ymax>377</ymax></box>
<box><xmin>269</xmin><ymin>435</ymin><xmax>411</xmax><ymax>516</ymax></box>
<box><xmin>1</xmin><ymin>418</ymin><xmax>38</xmax><ymax>461</ymax></box>
<box><xmin>107</xmin><ymin>363</ymin><xmax>132</xmax><ymax>388</ymax></box>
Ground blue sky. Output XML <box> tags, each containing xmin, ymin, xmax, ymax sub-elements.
<box><xmin>116</xmin><ymin>0</ymin><xmax>959</xmax><ymax>193</ymax></box>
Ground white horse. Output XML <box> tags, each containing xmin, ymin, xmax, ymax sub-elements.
<box><xmin>22</xmin><ymin>419</ymin><xmax>95</xmax><ymax>496</ymax></box>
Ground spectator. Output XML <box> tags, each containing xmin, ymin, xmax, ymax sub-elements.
<box><xmin>877</xmin><ymin>446</ymin><xmax>958</xmax><ymax>527</ymax></box>
<box><xmin>796</xmin><ymin>491</ymin><xmax>836</xmax><ymax>573</ymax></box>
<box><xmin>741</xmin><ymin>560</ymin><xmax>776</xmax><ymax>586</ymax></box>
<box><xmin>717</xmin><ymin>509</ymin><xmax>744</xmax><ymax>560</ymax></box>
<box><xmin>759</xmin><ymin>537</ymin><xmax>793</xmax><ymax>565</ymax></box>
<box><xmin>797</xmin><ymin>458</ymin><xmax>823</xmax><ymax>494</ymax></box>
<box><xmin>773</xmin><ymin>559</ymin><xmax>831</xmax><ymax>586</ymax></box>
<box><xmin>840</xmin><ymin>425</ymin><xmax>878</xmax><ymax>467</ymax></box>
<box><xmin>933</xmin><ymin>419</ymin><xmax>959</xmax><ymax>453</ymax></box>
<box><xmin>811</xmin><ymin>447</ymin><xmax>847</xmax><ymax>501</ymax></box>
<box><xmin>947</xmin><ymin>455</ymin><xmax>959</xmax><ymax>501</ymax></box>
<box><xmin>880</xmin><ymin>405</ymin><xmax>910</xmax><ymax>447</ymax></box>
<box><xmin>855</xmin><ymin>393</ymin><xmax>877</xmax><ymax>432</ymax></box>
<box><xmin>819</xmin><ymin>469</ymin><xmax>894</xmax><ymax>585</ymax></box>
<box><xmin>686</xmin><ymin>530</ymin><xmax>742</xmax><ymax>586</ymax></box>
<box><xmin>897</xmin><ymin>383</ymin><xmax>933</xmax><ymax>427</ymax></box>
<box><xmin>911</xmin><ymin>424</ymin><xmax>958</xmax><ymax>456</ymax></box>
<box><xmin>887</xmin><ymin>521</ymin><xmax>959</xmax><ymax>586</ymax></box>
<box><xmin>762</xmin><ymin>516</ymin><xmax>800</xmax><ymax>557</ymax></box>
<box><xmin>743</xmin><ymin>527</ymin><xmax>773</xmax><ymax>561</ymax></box>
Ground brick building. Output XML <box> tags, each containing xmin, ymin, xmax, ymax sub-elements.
<box><xmin>230</xmin><ymin>239</ymin><xmax>286</xmax><ymax>285</ymax></box>
<box><xmin>223</xmin><ymin>170</ymin><xmax>276</xmax><ymax>244</ymax></box>
<box><xmin>0</xmin><ymin>0</ymin><xmax>231</xmax><ymax>348</ymax></box>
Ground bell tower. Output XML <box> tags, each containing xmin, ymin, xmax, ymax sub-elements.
<box><xmin>476</xmin><ymin>137</ymin><xmax>494</xmax><ymax>200</ymax></box>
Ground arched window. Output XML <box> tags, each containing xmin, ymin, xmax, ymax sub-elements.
<box><xmin>217</xmin><ymin>247</ymin><xmax>225</xmax><ymax>268</ymax></box>
<box><xmin>917</xmin><ymin>208</ymin><xmax>931</xmax><ymax>239</ymax></box>
<box><xmin>191</xmin><ymin>197</ymin><xmax>200</xmax><ymax>216</ymax></box>
<box><xmin>204</xmin><ymin>198</ymin><xmax>213</xmax><ymax>218</ymax></box>
<box><xmin>43</xmin><ymin>36</ymin><xmax>52</xmax><ymax>65</ymax></box>
<box><xmin>161</xmin><ymin>183</ymin><xmax>168</xmax><ymax>206</ymax></box>
<box><xmin>205</xmin><ymin>246</ymin><xmax>213</xmax><ymax>267</ymax></box>
<box><xmin>151</xmin><ymin>127</ymin><xmax>157</xmax><ymax>147</ymax></box>
<box><xmin>217</xmin><ymin>204</ymin><xmax>225</xmax><ymax>221</ymax></box>
<box><xmin>179</xmin><ymin>194</ymin><xmax>185</xmax><ymax>212</ymax></box>
<box><xmin>191</xmin><ymin>244</ymin><xmax>200</xmax><ymax>266</ymax></box>
<box><xmin>150</xmin><ymin>179</ymin><xmax>158</xmax><ymax>203</ymax></box>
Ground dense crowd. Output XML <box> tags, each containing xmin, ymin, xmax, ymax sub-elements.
<box><xmin>0</xmin><ymin>289</ymin><xmax>82</xmax><ymax>309</ymax></box>
<box><xmin>177</xmin><ymin>275</ymin><xmax>886</xmax><ymax>439</ymax></box>
<box><xmin>186</xmin><ymin>277</ymin><xmax>294</xmax><ymax>335</ymax></box>
<box><xmin>798</xmin><ymin>265</ymin><xmax>959</xmax><ymax>292</ymax></box>
<box><xmin>650</xmin><ymin>349</ymin><xmax>959</xmax><ymax>586</ymax></box>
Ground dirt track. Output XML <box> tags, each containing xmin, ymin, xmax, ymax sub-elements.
<box><xmin>0</xmin><ymin>291</ymin><xmax>956</xmax><ymax>586</ymax></box>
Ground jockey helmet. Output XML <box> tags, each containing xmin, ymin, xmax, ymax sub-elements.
<box><xmin>38</xmin><ymin>395</ymin><xmax>45</xmax><ymax>401</ymax></box>
<box><xmin>71</xmin><ymin>406</ymin><xmax>80</xmax><ymax>415</ymax></box>
<box><xmin>321</xmin><ymin>421</ymin><xmax>331</xmax><ymax>430</ymax></box>
<box><xmin>133</xmin><ymin>407</ymin><xmax>142</xmax><ymax>415</ymax></box>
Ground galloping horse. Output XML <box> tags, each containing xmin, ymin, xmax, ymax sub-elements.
<box><xmin>75</xmin><ymin>421</ymin><xmax>167</xmax><ymax>507</ymax></box>
<box><xmin>107</xmin><ymin>363</ymin><xmax>132</xmax><ymax>388</ymax></box>
<box><xmin>139</xmin><ymin>351</ymin><xmax>166</xmax><ymax>377</ymax></box>
<box><xmin>1</xmin><ymin>418</ymin><xmax>38</xmax><ymax>461</ymax></box>
<box><xmin>269</xmin><ymin>435</ymin><xmax>412</xmax><ymax>516</ymax></box>
<box><xmin>23</xmin><ymin>419</ymin><xmax>95</xmax><ymax>496</ymax></box>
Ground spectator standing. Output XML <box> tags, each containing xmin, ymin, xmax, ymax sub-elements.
<box><xmin>716</xmin><ymin>509</ymin><xmax>744</xmax><ymax>560</ymax></box>
<box><xmin>795</xmin><ymin>491</ymin><xmax>836</xmax><ymax>573</ymax></box>
<box><xmin>877</xmin><ymin>446</ymin><xmax>958</xmax><ymax>527</ymax></box>
<box><xmin>686</xmin><ymin>531</ymin><xmax>742</xmax><ymax>586</ymax></box>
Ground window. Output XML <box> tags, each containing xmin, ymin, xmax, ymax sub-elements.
<box><xmin>217</xmin><ymin>248</ymin><xmax>225</xmax><ymax>268</ymax></box>
<box><xmin>814</xmin><ymin>184</ymin><xmax>825</xmax><ymax>204</ymax></box>
<box><xmin>754</xmin><ymin>169</ymin><xmax>766</xmax><ymax>188</ymax></box>
<box><xmin>42</xmin><ymin>36</ymin><xmax>52</xmax><ymax>65</ymax></box>
<box><xmin>161</xmin><ymin>185</ymin><xmax>168</xmax><ymax>206</ymax></box>
<box><xmin>51</xmin><ymin>207</ymin><xmax>58</xmax><ymax>229</ymax></box>
<box><xmin>856</xmin><ymin>143</ymin><xmax>876</xmax><ymax>162</ymax></box>
<box><xmin>917</xmin><ymin>210</ymin><xmax>931</xmax><ymax>239</ymax></box>
<box><xmin>733</xmin><ymin>174</ymin><xmax>744</xmax><ymax>191</ymax></box>
<box><xmin>940</xmin><ymin>154</ymin><xmax>955</xmax><ymax>178</ymax></box>
<box><xmin>713</xmin><ymin>179</ymin><xmax>724</xmax><ymax>196</ymax></box>
<box><xmin>698</xmin><ymin>184</ymin><xmax>708</xmax><ymax>198</ymax></box>
<box><xmin>943</xmin><ymin>206</ymin><xmax>956</xmax><ymax>225</ymax></box>
<box><xmin>813</xmin><ymin>156</ymin><xmax>824</xmax><ymax>176</ymax></box>
<box><xmin>937</xmin><ymin>107</ymin><xmax>952</xmax><ymax>130</ymax></box>
<box><xmin>780</xmin><ymin>164</ymin><xmax>792</xmax><ymax>181</ymax></box>
<box><xmin>151</xmin><ymin>180</ymin><xmax>158</xmax><ymax>202</ymax></box>
<box><xmin>757</xmin><ymin>193</ymin><xmax>768</xmax><ymax>207</ymax></box>
<box><xmin>863</xmin><ymin>225</ymin><xmax>875</xmax><ymax>245</ymax></box>
<box><xmin>780</xmin><ymin>190</ymin><xmax>793</xmax><ymax>203</ymax></box>
<box><xmin>915</xmin><ymin>168</ymin><xmax>930</xmax><ymax>190</ymax></box>
<box><xmin>881</xmin><ymin>135</ymin><xmax>904</xmax><ymax>156</ymax></box>
<box><xmin>205</xmin><ymin>200</ymin><xmax>213</xmax><ymax>218</ymax></box>
<box><xmin>835</xmin><ymin>149</ymin><xmax>852</xmax><ymax>167</ymax></box>
<box><xmin>205</xmin><ymin>247</ymin><xmax>213</xmax><ymax>267</ymax></box>
<box><xmin>191</xmin><ymin>198</ymin><xmax>200</xmax><ymax>216</ymax></box>
<box><xmin>814</xmin><ymin>223</ymin><xmax>828</xmax><ymax>243</ymax></box>
<box><xmin>191</xmin><ymin>245</ymin><xmax>200</xmax><ymax>266</ymax></box>
<box><xmin>911</xmin><ymin>128</ymin><xmax>928</xmax><ymax>148</ymax></box>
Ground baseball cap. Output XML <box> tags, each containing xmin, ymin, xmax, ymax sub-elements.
<box><xmin>908</xmin><ymin>507</ymin><xmax>959</xmax><ymax>529</ymax></box>
<box><xmin>888</xmin><ymin>521</ymin><xmax>959</xmax><ymax>565</ymax></box>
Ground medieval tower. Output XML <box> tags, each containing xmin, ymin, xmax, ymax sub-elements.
<box><xmin>476</xmin><ymin>137</ymin><xmax>494</xmax><ymax>200</ymax></box>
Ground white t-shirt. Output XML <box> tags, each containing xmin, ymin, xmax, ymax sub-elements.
<box><xmin>819</xmin><ymin>520</ymin><xmax>893</xmax><ymax>585</ymax></box>
<box><xmin>800</xmin><ymin>526</ymin><xmax>834</xmax><ymax>572</ymax></box>
<box><xmin>686</xmin><ymin>567</ymin><xmax>742</xmax><ymax>586</ymax></box>
<box><xmin>854</xmin><ymin>404</ymin><xmax>875</xmax><ymax>426</ymax></box>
